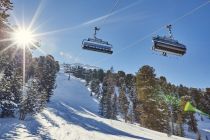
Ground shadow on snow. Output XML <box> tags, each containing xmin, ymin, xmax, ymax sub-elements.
<box><xmin>0</xmin><ymin>116</ymin><xmax>51</xmax><ymax>139</ymax></box>
<box><xmin>48</xmin><ymin>101</ymin><xmax>151</xmax><ymax>140</ymax></box>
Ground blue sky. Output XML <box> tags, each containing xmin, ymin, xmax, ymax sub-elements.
<box><xmin>10</xmin><ymin>0</ymin><xmax>210</xmax><ymax>88</ymax></box>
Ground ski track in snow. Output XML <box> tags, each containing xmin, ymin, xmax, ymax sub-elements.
<box><xmin>0</xmin><ymin>68</ymin><xmax>201</xmax><ymax>140</ymax></box>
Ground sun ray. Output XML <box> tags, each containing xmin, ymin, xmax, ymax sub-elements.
<box><xmin>0</xmin><ymin>42</ymin><xmax>17</xmax><ymax>54</ymax></box>
<box><xmin>32</xmin><ymin>1</ymin><xmax>141</xmax><ymax>38</ymax></box>
<box><xmin>33</xmin><ymin>24</ymin><xmax>84</xmax><ymax>37</ymax></box>
<box><xmin>30</xmin><ymin>42</ymin><xmax>46</xmax><ymax>55</ymax></box>
<box><xmin>12</xmin><ymin>28</ymin><xmax>34</xmax><ymax>46</ymax></box>
<box><xmin>28</xmin><ymin>0</ymin><xmax>45</xmax><ymax>31</ymax></box>
<box><xmin>0</xmin><ymin>38</ymin><xmax>14</xmax><ymax>43</ymax></box>
<box><xmin>10</xmin><ymin>46</ymin><xmax>19</xmax><ymax>60</ymax></box>
<box><xmin>82</xmin><ymin>0</ymin><xmax>141</xmax><ymax>26</ymax></box>
<box><xmin>22</xmin><ymin>44</ymin><xmax>26</xmax><ymax>88</ymax></box>
<box><xmin>11</xmin><ymin>12</ymin><xmax>22</xmax><ymax>30</ymax></box>
<box><xmin>31</xmin><ymin>18</ymin><xmax>52</xmax><ymax>33</ymax></box>
<box><xmin>21</xmin><ymin>4</ymin><xmax>25</xmax><ymax>31</ymax></box>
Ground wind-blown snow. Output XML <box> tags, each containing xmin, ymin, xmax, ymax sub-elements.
<box><xmin>0</xmin><ymin>68</ymin><xmax>193</xmax><ymax>140</ymax></box>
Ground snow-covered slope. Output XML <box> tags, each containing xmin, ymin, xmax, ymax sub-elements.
<box><xmin>184</xmin><ymin>113</ymin><xmax>210</xmax><ymax>140</ymax></box>
<box><xmin>0</xmin><ymin>68</ymin><xmax>193</xmax><ymax>140</ymax></box>
<box><xmin>196</xmin><ymin>114</ymin><xmax>210</xmax><ymax>139</ymax></box>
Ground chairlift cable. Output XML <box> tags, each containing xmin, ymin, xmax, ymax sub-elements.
<box><xmin>81</xmin><ymin>1</ymin><xmax>120</xmax><ymax>54</ymax></box>
<box><xmin>100</xmin><ymin>0</ymin><xmax>120</xmax><ymax>27</ymax></box>
<box><xmin>71</xmin><ymin>0</ymin><xmax>121</xmax><ymax>62</ymax></box>
<box><xmin>93</xmin><ymin>0</ymin><xmax>209</xmax><ymax>65</ymax></box>
<box><xmin>151</xmin><ymin>1</ymin><xmax>210</xmax><ymax>56</ymax></box>
<box><xmin>170</xmin><ymin>0</ymin><xmax>210</xmax><ymax>25</ymax></box>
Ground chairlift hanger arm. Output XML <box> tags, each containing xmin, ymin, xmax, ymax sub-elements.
<box><xmin>166</xmin><ymin>24</ymin><xmax>173</xmax><ymax>39</ymax></box>
<box><xmin>94</xmin><ymin>26</ymin><xmax>100</xmax><ymax>38</ymax></box>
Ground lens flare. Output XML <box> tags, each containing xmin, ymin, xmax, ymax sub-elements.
<box><xmin>13</xmin><ymin>28</ymin><xmax>34</xmax><ymax>46</ymax></box>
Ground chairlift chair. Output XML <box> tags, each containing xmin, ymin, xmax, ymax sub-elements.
<box><xmin>152</xmin><ymin>25</ymin><xmax>186</xmax><ymax>56</ymax></box>
<box><xmin>82</xmin><ymin>27</ymin><xmax>113</xmax><ymax>54</ymax></box>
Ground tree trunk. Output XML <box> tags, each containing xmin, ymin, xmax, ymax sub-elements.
<box><xmin>125</xmin><ymin>114</ymin><xmax>127</xmax><ymax>122</ymax></box>
<box><xmin>19</xmin><ymin>110</ymin><xmax>26</xmax><ymax>120</ymax></box>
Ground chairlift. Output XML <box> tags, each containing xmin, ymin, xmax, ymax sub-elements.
<box><xmin>82</xmin><ymin>27</ymin><xmax>113</xmax><ymax>54</ymax></box>
<box><xmin>152</xmin><ymin>25</ymin><xmax>186</xmax><ymax>56</ymax></box>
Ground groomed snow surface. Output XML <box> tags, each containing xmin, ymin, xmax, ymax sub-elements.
<box><xmin>0</xmin><ymin>68</ymin><xmax>205</xmax><ymax>140</ymax></box>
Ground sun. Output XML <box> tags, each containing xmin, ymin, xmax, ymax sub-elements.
<box><xmin>12</xmin><ymin>28</ymin><xmax>35</xmax><ymax>46</ymax></box>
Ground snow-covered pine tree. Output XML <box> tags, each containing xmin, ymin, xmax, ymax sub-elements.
<box><xmin>136</xmin><ymin>65</ymin><xmax>168</xmax><ymax>132</ymax></box>
<box><xmin>44</xmin><ymin>55</ymin><xmax>58</xmax><ymax>101</ymax></box>
<box><xmin>157</xmin><ymin>77</ymin><xmax>176</xmax><ymax>135</ymax></box>
<box><xmin>99</xmin><ymin>69</ymin><xmax>116</xmax><ymax>119</ymax></box>
<box><xmin>92</xmin><ymin>69</ymin><xmax>97</xmax><ymax>79</ymax></box>
<box><xmin>117</xmin><ymin>71</ymin><xmax>125</xmax><ymax>87</ymax></box>
<box><xmin>1</xmin><ymin>2</ymin><xmax>59</xmax><ymax>120</ymax></box>
<box><xmin>19</xmin><ymin>78</ymin><xmax>47</xmax><ymax>120</ymax></box>
<box><xmin>0</xmin><ymin>57</ymin><xmax>22</xmax><ymax>118</ymax></box>
<box><xmin>99</xmin><ymin>75</ymin><xmax>109</xmax><ymax>116</ymax></box>
<box><xmin>99</xmin><ymin>72</ymin><xmax>109</xmax><ymax>117</ymax></box>
<box><xmin>19</xmin><ymin>55</ymin><xmax>58</xmax><ymax>120</ymax></box>
<box><xmin>55</xmin><ymin>61</ymin><xmax>60</xmax><ymax>73</ymax></box>
<box><xmin>187</xmin><ymin>109</ymin><xmax>198</xmax><ymax>133</ymax></box>
<box><xmin>35</xmin><ymin>55</ymin><xmax>58</xmax><ymax>102</ymax></box>
<box><xmin>112</xmin><ymin>93</ymin><xmax>118</xmax><ymax>119</ymax></box>
<box><xmin>0</xmin><ymin>0</ymin><xmax>16</xmax><ymax>117</ymax></box>
<box><xmin>0</xmin><ymin>22</ymin><xmax>32</xmax><ymax>119</ymax></box>
<box><xmin>118</xmin><ymin>83</ymin><xmax>129</xmax><ymax>122</ymax></box>
<box><xmin>11</xmin><ymin>67</ymin><xmax>22</xmax><ymax>112</ymax></box>
<box><xmin>90</xmin><ymin>79</ymin><xmax>100</xmax><ymax>97</ymax></box>
<box><xmin>0</xmin><ymin>63</ymin><xmax>15</xmax><ymax>117</ymax></box>
<box><xmin>97</xmin><ymin>69</ymin><xmax>104</xmax><ymax>83</ymax></box>
<box><xmin>0</xmin><ymin>0</ymin><xmax>12</xmax><ymax>21</ymax></box>
<box><xmin>176</xmin><ymin>108</ymin><xmax>185</xmax><ymax>137</ymax></box>
<box><xmin>125</xmin><ymin>74</ymin><xmax>136</xmax><ymax>123</ymax></box>
<box><xmin>200</xmin><ymin>89</ymin><xmax>210</xmax><ymax>115</ymax></box>
<box><xmin>180</xmin><ymin>95</ymin><xmax>199</xmax><ymax>138</ymax></box>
